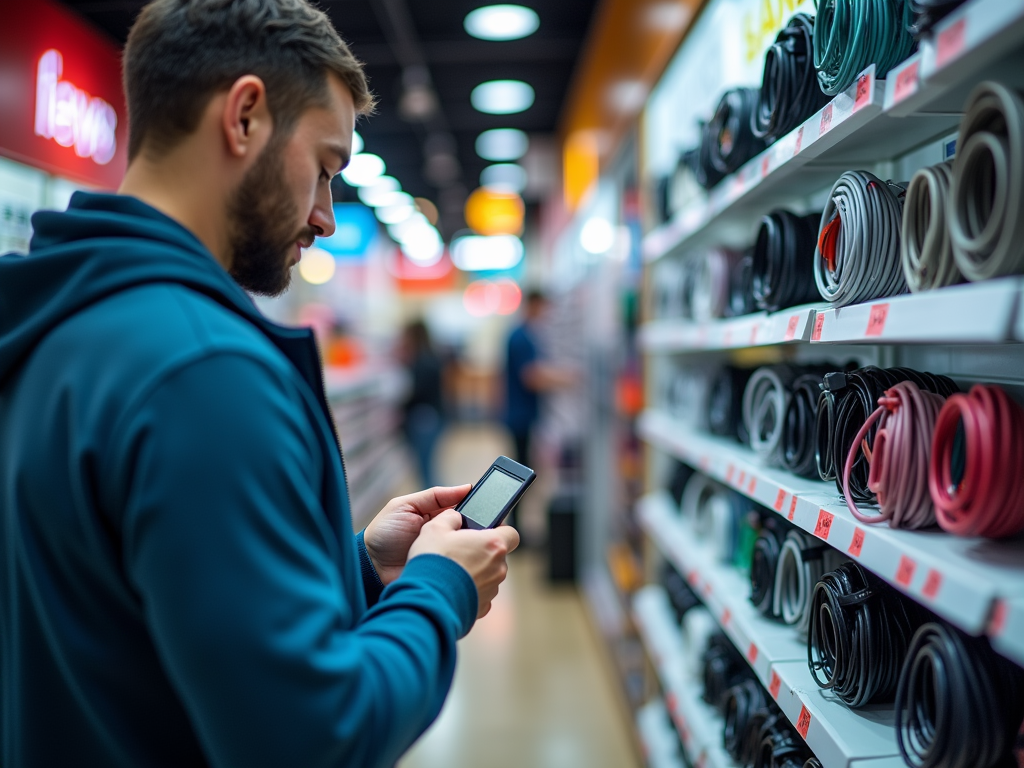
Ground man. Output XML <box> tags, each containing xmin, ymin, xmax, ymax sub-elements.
<box><xmin>0</xmin><ymin>1</ymin><xmax>518</xmax><ymax>766</ymax></box>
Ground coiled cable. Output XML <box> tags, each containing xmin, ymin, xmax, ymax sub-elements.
<box><xmin>773</xmin><ymin>529</ymin><xmax>829</xmax><ymax>634</ymax></box>
<box><xmin>709</xmin><ymin>366</ymin><xmax>754</xmax><ymax>444</ymax></box>
<box><xmin>709</xmin><ymin>88</ymin><xmax>767</xmax><ymax>176</ymax></box>
<box><xmin>729</xmin><ymin>252</ymin><xmax>758</xmax><ymax>317</ymax></box>
<box><xmin>901</xmin><ymin>161</ymin><xmax>962</xmax><ymax>292</ymax></box>
<box><xmin>751</xmin><ymin>520</ymin><xmax>786</xmax><ymax>619</ymax></box>
<box><xmin>907</xmin><ymin>0</ymin><xmax>969</xmax><ymax>38</ymax></box>
<box><xmin>723</xmin><ymin>679</ymin><xmax>768</xmax><ymax>760</ymax></box>
<box><xmin>752</xmin><ymin>210</ymin><xmax>823</xmax><ymax>312</ymax></box>
<box><xmin>813</xmin><ymin>0</ymin><xmax>916</xmax><ymax>96</ymax></box>
<box><xmin>895</xmin><ymin>622</ymin><xmax>1024</xmax><ymax>768</ymax></box>
<box><xmin>782</xmin><ymin>374</ymin><xmax>825</xmax><ymax>478</ymax></box>
<box><xmin>704</xmin><ymin>632</ymin><xmax>750</xmax><ymax>711</ymax></box>
<box><xmin>744</xmin><ymin>366</ymin><xmax>799</xmax><ymax>465</ymax></box>
<box><xmin>683</xmin><ymin>606</ymin><xmax>718</xmax><ymax>679</ymax></box>
<box><xmin>929</xmin><ymin>384</ymin><xmax>1024</xmax><ymax>538</ymax></box>
<box><xmin>814</xmin><ymin>170</ymin><xmax>908</xmax><ymax>307</ymax></box>
<box><xmin>753</xmin><ymin>13</ymin><xmax>831</xmax><ymax>144</ymax></box>
<box><xmin>807</xmin><ymin>561</ymin><xmax>920</xmax><ymax>708</ymax></box>
<box><xmin>949</xmin><ymin>81</ymin><xmax>1024</xmax><ymax>281</ymax></box>
<box><xmin>691</xmin><ymin>250</ymin><xmax>742</xmax><ymax>321</ymax></box>
<box><xmin>842</xmin><ymin>381</ymin><xmax>948</xmax><ymax>529</ymax></box>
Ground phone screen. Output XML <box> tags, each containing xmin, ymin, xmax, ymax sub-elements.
<box><xmin>460</xmin><ymin>468</ymin><xmax>523</xmax><ymax>527</ymax></box>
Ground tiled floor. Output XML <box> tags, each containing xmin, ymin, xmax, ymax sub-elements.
<box><xmin>396</xmin><ymin>424</ymin><xmax>641</xmax><ymax>768</ymax></box>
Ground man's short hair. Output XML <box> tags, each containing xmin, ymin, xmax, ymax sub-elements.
<box><xmin>123</xmin><ymin>0</ymin><xmax>375</xmax><ymax>161</ymax></box>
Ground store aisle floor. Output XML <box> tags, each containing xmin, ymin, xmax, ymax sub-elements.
<box><xmin>397</xmin><ymin>424</ymin><xmax>641</xmax><ymax>768</ymax></box>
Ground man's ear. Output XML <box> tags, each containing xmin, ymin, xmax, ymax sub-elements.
<box><xmin>222</xmin><ymin>75</ymin><xmax>273</xmax><ymax>159</ymax></box>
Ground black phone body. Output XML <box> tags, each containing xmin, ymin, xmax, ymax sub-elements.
<box><xmin>455</xmin><ymin>456</ymin><xmax>536</xmax><ymax>530</ymax></box>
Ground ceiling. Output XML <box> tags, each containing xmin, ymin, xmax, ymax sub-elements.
<box><xmin>57</xmin><ymin>0</ymin><xmax>601</xmax><ymax>237</ymax></box>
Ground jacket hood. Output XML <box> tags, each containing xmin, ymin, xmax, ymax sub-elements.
<box><xmin>0</xmin><ymin>191</ymin><xmax>309</xmax><ymax>386</ymax></box>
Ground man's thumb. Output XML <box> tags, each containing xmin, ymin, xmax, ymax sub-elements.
<box><xmin>429</xmin><ymin>509</ymin><xmax>464</xmax><ymax>532</ymax></box>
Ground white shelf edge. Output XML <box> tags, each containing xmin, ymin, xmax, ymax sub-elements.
<box><xmin>636</xmin><ymin>698</ymin><xmax>687</xmax><ymax>768</ymax></box>
<box><xmin>990</xmin><ymin>596</ymin><xmax>1024</xmax><ymax>668</ymax></box>
<box><xmin>638</xmin><ymin>305</ymin><xmax>820</xmax><ymax>353</ymax></box>
<box><xmin>811</xmin><ymin>279</ymin><xmax>1024</xmax><ymax>345</ymax></box>
<box><xmin>637</xmin><ymin>410</ymin><xmax>1024</xmax><ymax>638</ymax></box>
<box><xmin>638</xmin><ymin>495</ymin><xmax>904</xmax><ymax>768</ymax></box>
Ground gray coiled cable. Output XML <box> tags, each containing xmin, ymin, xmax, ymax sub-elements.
<box><xmin>814</xmin><ymin>170</ymin><xmax>908</xmax><ymax>307</ymax></box>
<box><xmin>949</xmin><ymin>81</ymin><xmax>1024</xmax><ymax>281</ymax></box>
<box><xmin>773</xmin><ymin>530</ymin><xmax>828</xmax><ymax>634</ymax></box>
<box><xmin>743</xmin><ymin>366</ymin><xmax>798</xmax><ymax>466</ymax></box>
<box><xmin>901</xmin><ymin>161</ymin><xmax>962</xmax><ymax>292</ymax></box>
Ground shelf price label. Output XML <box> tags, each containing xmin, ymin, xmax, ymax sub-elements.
<box><xmin>769</xmin><ymin>669</ymin><xmax>782</xmax><ymax>699</ymax></box>
<box><xmin>819</xmin><ymin>103</ymin><xmax>834</xmax><ymax>136</ymax></box>
<box><xmin>989</xmin><ymin>599</ymin><xmax>1008</xmax><ymax>636</ymax></box>
<box><xmin>936</xmin><ymin>17</ymin><xmax>967</xmax><ymax>69</ymax></box>
<box><xmin>796</xmin><ymin>705</ymin><xmax>812</xmax><ymax>738</ymax></box>
<box><xmin>747</xmin><ymin>476</ymin><xmax>757</xmax><ymax>495</ymax></box>
<box><xmin>784</xmin><ymin>314</ymin><xmax>800</xmax><ymax>341</ymax></box>
<box><xmin>849</xmin><ymin>527</ymin><xmax>866</xmax><ymax>557</ymax></box>
<box><xmin>894</xmin><ymin>60</ymin><xmax>920</xmax><ymax>104</ymax></box>
<box><xmin>788</xmin><ymin>496</ymin><xmax>798</xmax><ymax>521</ymax></box>
<box><xmin>666</xmin><ymin>692</ymin><xmax>678</xmax><ymax>712</ymax></box>
<box><xmin>812</xmin><ymin>313</ymin><xmax>826</xmax><ymax>341</ymax></box>
<box><xmin>814</xmin><ymin>509</ymin><xmax>835</xmax><ymax>540</ymax></box>
<box><xmin>854</xmin><ymin>71</ymin><xmax>872</xmax><ymax>111</ymax></box>
<box><xmin>726</xmin><ymin>464</ymin><xmax>736</xmax><ymax>483</ymax></box>
<box><xmin>922</xmin><ymin>569</ymin><xmax>943</xmax><ymax>600</ymax></box>
<box><xmin>774</xmin><ymin>489</ymin><xmax>787</xmax><ymax>512</ymax></box>
<box><xmin>896</xmin><ymin>555</ymin><xmax>917</xmax><ymax>587</ymax></box>
<box><xmin>794</xmin><ymin>127</ymin><xmax>805</xmax><ymax>156</ymax></box>
<box><xmin>761</xmin><ymin>154</ymin><xmax>771</xmax><ymax>178</ymax></box>
<box><xmin>866</xmin><ymin>303</ymin><xmax>890</xmax><ymax>337</ymax></box>
<box><xmin>747</xmin><ymin>643</ymin><xmax>758</xmax><ymax>664</ymax></box>
<box><xmin>738</xmin><ymin>471</ymin><xmax>746</xmax><ymax>488</ymax></box>
<box><xmin>749</xmin><ymin>323</ymin><xmax>759</xmax><ymax>345</ymax></box>
<box><xmin>721</xmin><ymin>608</ymin><xmax>732</xmax><ymax>627</ymax></box>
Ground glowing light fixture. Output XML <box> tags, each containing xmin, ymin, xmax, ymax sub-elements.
<box><xmin>465</xmin><ymin>187</ymin><xmax>525</xmax><ymax>236</ymax></box>
<box><xmin>351</xmin><ymin>130</ymin><xmax>364</xmax><ymax>155</ymax></box>
<box><xmin>451</xmin><ymin>234</ymin><xmax>524</xmax><ymax>272</ymax></box>
<box><xmin>358</xmin><ymin>176</ymin><xmax>401</xmax><ymax>206</ymax></box>
<box><xmin>341</xmin><ymin>153</ymin><xmax>385</xmax><ymax>186</ymax></box>
<box><xmin>402</xmin><ymin>235</ymin><xmax>444</xmax><ymax>267</ymax></box>
<box><xmin>476</xmin><ymin>128</ymin><xmax>528</xmax><ymax>161</ymax></box>
<box><xmin>471</xmin><ymin>80</ymin><xmax>535</xmax><ymax>115</ymax></box>
<box><xmin>481</xmin><ymin>163</ymin><xmax>528</xmax><ymax>193</ymax></box>
<box><xmin>580</xmin><ymin>217</ymin><xmax>614</xmax><ymax>254</ymax></box>
<box><xmin>464</xmin><ymin>5</ymin><xmax>539</xmax><ymax>41</ymax></box>
<box><xmin>375</xmin><ymin>203</ymin><xmax>415</xmax><ymax>225</ymax></box>
<box><xmin>298</xmin><ymin>247</ymin><xmax>336</xmax><ymax>285</ymax></box>
<box><xmin>463</xmin><ymin>278</ymin><xmax>523</xmax><ymax>317</ymax></box>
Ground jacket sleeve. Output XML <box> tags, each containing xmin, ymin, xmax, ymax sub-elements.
<box><xmin>114</xmin><ymin>351</ymin><xmax>477</xmax><ymax>768</ymax></box>
<box><xmin>355</xmin><ymin>530</ymin><xmax>386</xmax><ymax>607</ymax></box>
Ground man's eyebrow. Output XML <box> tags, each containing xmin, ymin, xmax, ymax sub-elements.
<box><xmin>327</xmin><ymin>143</ymin><xmax>351</xmax><ymax>174</ymax></box>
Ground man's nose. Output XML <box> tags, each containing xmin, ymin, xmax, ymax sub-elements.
<box><xmin>310</xmin><ymin>188</ymin><xmax>336</xmax><ymax>239</ymax></box>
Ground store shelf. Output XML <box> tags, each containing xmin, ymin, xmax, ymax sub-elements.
<box><xmin>990</xmin><ymin>597</ymin><xmax>1024</xmax><ymax>668</ymax></box>
<box><xmin>638</xmin><ymin>410</ymin><xmax>1024</xmax><ymax>640</ymax></box>
<box><xmin>633</xmin><ymin>586</ymin><xmax>737</xmax><ymax>768</ymax></box>
<box><xmin>638</xmin><ymin>495</ymin><xmax>904</xmax><ymax>768</ymax></box>
<box><xmin>636</xmin><ymin>697</ymin><xmax>687</xmax><ymax>768</ymax></box>
<box><xmin>639</xmin><ymin>305</ymin><xmax>819</xmax><ymax>353</ymax></box>
<box><xmin>810</xmin><ymin>279</ymin><xmax>1024</xmax><ymax>345</ymax></box>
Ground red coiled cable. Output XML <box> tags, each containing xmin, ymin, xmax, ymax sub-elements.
<box><xmin>843</xmin><ymin>381</ymin><xmax>947</xmax><ymax>529</ymax></box>
<box><xmin>929</xmin><ymin>384</ymin><xmax>1024</xmax><ymax>538</ymax></box>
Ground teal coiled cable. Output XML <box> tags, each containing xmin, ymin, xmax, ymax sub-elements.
<box><xmin>813</xmin><ymin>0</ymin><xmax>916</xmax><ymax>96</ymax></box>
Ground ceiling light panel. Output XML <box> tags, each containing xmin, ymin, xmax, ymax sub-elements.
<box><xmin>481</xmin><ymin>163</ymin><xmax>528</xmax><ymax>193</ymax></box>
<box><xmin>341</xmin><ymin>153</ymin><xmax>385</xmax><ymax>187</ymax></box>
<box><xmin>471</xmin><ymin>80</ymin><xmax>535</xmax><ymax>115</ymax></box>
<box><xmin>476</xmin><ymin>128</ymin><xmax>529</xmax><ymax>161</ymax></box>
<box><xmin>464</xmin><ymin>5</ymin><xmax>540</xmax><ymax>41</ymax></box>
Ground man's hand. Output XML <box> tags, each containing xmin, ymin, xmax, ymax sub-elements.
<box><xmin>408</xmin><ymin>510</ymin><xmax>520</xmax><ymax>619</ymax></box>
<box><xmin>363</xmin><ymin>485</ymin><xmax>471</xmax><ymax>585</ymax></box>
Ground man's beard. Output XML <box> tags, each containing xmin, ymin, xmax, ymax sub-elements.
<box><xmin>226</xmin><ymin>138</ymin><xmax>313</xmax><ymax>297</ymax></box>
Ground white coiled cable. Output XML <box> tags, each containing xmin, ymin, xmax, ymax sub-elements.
<box><xmin>690</xmin><ymin>250</ymin><xmax>740</xmax><ymax>321</ymax></box>
<box><xmin>742</xmin><ymin>366</ymin><xmax>797</xmax><ymax>466</ymax></box>
<box><xmin>682</xmin><ymin>606</ymin><xmax>718</xmax><ymax>679</ymax></box>
<box><xmin>772</xmin><ymin>529</ymin><xmax>828</xmax><ymax>634</ymax></box>
<box><xmin>901</xmin><ymin>161</ymin><xmax>962</xmax><ymax>292</ymax></box>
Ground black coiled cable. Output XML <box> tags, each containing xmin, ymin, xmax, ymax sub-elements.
<box><xmin>808</xmin><ymin>562</ymin><xmax>920</xmax><ymax>708</ymax></box>
<box><xmin>723</xmin><ymin>679</ymin><xmax>768</xmax><ymax>760</ymax></box>
<box><xmin>703</xmin><ymin>632</ymin><xmax>751</xmax><ymax>711</ymax></box>
<box><xmin>803</xmin><ymin>760</ymin><xmax>823</xmax><ymax>768</ymax></box>
<box><xmin>752</xmin><ymin>210</ymin><xmax>823</xmax><ymax>312</ymax></box>
<box><xmin>662</xmin><ymin>562</ymin><xmax>702</xmax><ymax>623</ymax></box>
<box><xmin>753</xmin><ymin>14</ymin><xmax>831</xmax><ymax>145</ymax></box>
<box><xmin>750</xmin><ymin>520</ymin><xmax>786</xmax><ymax>619</ymax></box>
<box><xmin>729</xmin><ymin>252</ymin><xmax>758</xmax><ymax>317</ymax></box>
<box><xmin>692</xmin><ymin>121</ymin><xmax>727</xmax><ymax>190</ymax></box>
<box><xmin>668</xmin><ymin>460</ymin><xmax>696</xmax><ymax>508</ymax></box>
<box><xmin>895</xmin><ymin>622</ymin><xmax>1024</xmax><ymax>768</ymax></box>
<box><xmin>907</xmin><ymin>0</ymin><xmax>968</xmax><ymax>37</ymax></box>
<box><xmin>709</xmin><ymin>88</ymin><xmax>767</xmax><ymax>176</ymax></box>
<box><xmin>781</xmin><ymin>374</ymin><xmax>824</xmax><ymax>478</ymax></box>
<box><xmin>709</xmin><ymin>366</ymin><xmax>754</xmax><ymax>444</ymax></box>
<box><xmin>815</xmin><ymin>367</ymin><xmax>957</xmax><ymax>489</ymax></box>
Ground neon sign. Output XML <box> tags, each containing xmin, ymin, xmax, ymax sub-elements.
<box><xmin>34</xmin><ymin>49</ymin><xmax>117</xmax><ymax>165</ymax></box>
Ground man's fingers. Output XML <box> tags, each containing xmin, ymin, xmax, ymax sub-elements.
<box><xmin>426</xmin><ymin>508</ymin><xmax>464</xmax><ymax>532</ymax></box>
<box><xmin>404</xmin><ymin>484</ymin><xmax>472</xmax><ymax>516</ymax></box>
<box><xmin>492</xmin><ymin>525</ymin><xmax>521</xmax><ymax>554</ymax></box>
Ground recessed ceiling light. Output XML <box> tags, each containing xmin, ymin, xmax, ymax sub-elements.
<box><xmin>580</xmin><ymin>217</ymin><xmax>614</xmax><ymax>254</ymax></box>
<box><xmin>481</xmin><ymin>163</ymin><xmax>528</xmax><ymax>194</ymax></box>
<box><xmin>452</xmin><ymin>235</ymin><xmax>524</xmax><ymax>271</ymax></box>
<box><xmin>464</xmin><ymin>4</ymin><xmax>539</xmax><ymax>41</ymax></box>
<box><xmin>476</xmin><ymin>128</ymin><xmax>529</xmax><ymax>161</ymax></box>
<box><xmin>375</xmin><ymin>202</ymin><xmax>415</xmax><ymax>225</ymax></box>
<box><xmin>471</xmin><ymin>80</ymin><xmax>535</xmax><ymax>115</ymax></box>
<box><xmin>341</xmin><ymin>153</ymin><xmax>385</xmax><ymax>186</ymax></box>
<box><xmin>357</xmin><ymin>176</ymin><xmax>401</xmax><ymax>206</ymax></box>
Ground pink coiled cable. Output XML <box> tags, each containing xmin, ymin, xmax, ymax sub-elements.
<box><xmin>929</xmin><ymin>384</ymin><xmax>1024</xmax><ymax>538</ymax></box>
<box><xmin>843</xmin><ymin>381</ymin><xmax>947</xmax><ymax>529</ymax></box>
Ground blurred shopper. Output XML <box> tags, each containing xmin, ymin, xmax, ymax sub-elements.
<box><xmin>400</xmin><ymin>320</ymin><xmax>446</xmax><ymax>488</ymax></box>
<box><xmin>0</xmin><ymin>3</ymin><xmax>517</xmax><ymax>768</ymax></box>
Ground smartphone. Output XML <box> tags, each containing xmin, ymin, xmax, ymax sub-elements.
<box><xmin>455</xmin><ymin>456</ymin><xmax>536</xmax><ymax>530</ymax></box>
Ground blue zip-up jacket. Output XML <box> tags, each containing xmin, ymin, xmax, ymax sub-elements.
<box><xmin>0</xmin><ymin>192</ymin><xmax>477</xmax><ymax>768</ymax></box>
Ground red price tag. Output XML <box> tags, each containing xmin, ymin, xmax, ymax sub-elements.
<box><xmin>989</xmin><ymin>599</ymin><xmax>1008</xmax><ymax>636</ymax></box>
<box><xmin>774</xmin><ymin>489</ymin><xmax>787</xmax><ymax>512</ymax></box>
<box><xmin>761</xmin><ymin>154</ymin><xmax>770</xmax><ymax>178</ymax></box>
<box><xmin>666</xmin><ymin>692</ymin><xmax>678</xmax><ymax>712</ymax></box>
<box><xmin>894</xmin><ymin>60</ymin><xmax>920</xmax><ymax>104</ymax></box>
<box><xmin>738</xmin><ymin>471</ymin><xmax>746</xmax><ymax>488</ymax></box>
<box><xmin>937</xmin><ymin>17</ymin><xmax>966</xmax><ymax>68</ymax></box>
<box><xmin>796</xmin><ymin>705</ymin><xmax>812</xmax><ymax>738</ymax></box>
<box><xmin>812</xmin><ymin>313</ymin><xmax>825</xmax><ymax>341</ymax></box>
<box><xmin>726</xmin><ymin>465</ymin><xmax>736</xmax><ymax>483</ymax></box>
<box><xmin>687</xmin><ymin>571</ymin><xmax>701</xmax><ymax>587</ymax></box>
<box><xmin>896</xmin><ymin>555</ymin><xmax>917</xmax><ymax>587</ymax></box>
<box><xmin>721</xmin><ymin>608</ymin><xmax>731</xmax><ymax>626</ymax></box>
<box><xmin>784</xmin><ymin>314</ymin><xmax>800</xmax><ymax>341</ymax></box>
<box><xmin>819</xmin><ymin>103</ymin><xmax>834</xmax><ymax>136</ymax></box>
<box><xmin>747</xmin><ymin>476</ymin><xmax>757</xmax><ymax>495</ymax></box>
<box><xmin>788</xmin><ymin>496</ymin><xmax>798</xmax><ymax>521</ymax></box>
<box><xmin>749</xmin><ymin>324</ymin><xmax>759</xmax><ymax>345</ymax></box>
<box><xmin>922</xmin><ymin>569</ymin><xmax>943</xmax><ymax>600</ymax></box>
<box><xmin>747</xmin><ymin>643</ymin><xmax>758</xmax><ymax>663</ymax></box>
<box><xmin>794</xmin><ymin>126</ymin><xmax>804</xmax><ymax>155</ymax></box>
<box><xmin>814</xmin><ymin>509</ymin><xmax>835</xmax><ymax>540</ymax></box>
<box><xmin>854</xmin><ymin>72</ymin><xmax>872</xmax><ymax>110</ymax></box>
<box><xmin>769</xmin><ymin>670</ymin><xmax>782</xmax><ymax>699</ymax></box>
<box><xmin>866</xmin><ymin>303</ymin><xmax>890</xmax><ymax>337</ymax></box>
<box><xmin>849</xmin><ymin>527</ymin><xmax>865</xmax><ymax>557</ymax></box>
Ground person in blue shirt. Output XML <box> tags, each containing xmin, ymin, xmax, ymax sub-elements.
<box><xmin>0</xmin><ymin>2</ymin><xmax>518</xmax><ymax>767</ymax></box>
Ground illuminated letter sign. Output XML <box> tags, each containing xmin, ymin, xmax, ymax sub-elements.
<box><xmin>34</xmin><ymin>49</ymin><xmax>118</xmax><ymax>165</ymax></box>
